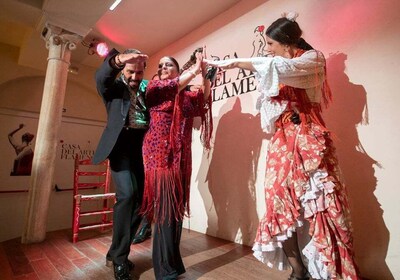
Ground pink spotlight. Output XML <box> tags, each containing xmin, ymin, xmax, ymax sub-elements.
<box><xmin>96</xmin><ymin>42</ymin><xmax>109</xmax><ymax>57</ymax></box>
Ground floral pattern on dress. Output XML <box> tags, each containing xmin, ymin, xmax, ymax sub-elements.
<box><xmin>253</xmin><ymin>81</ymin><xmax>359</xmax><ymax>279</ymax></box>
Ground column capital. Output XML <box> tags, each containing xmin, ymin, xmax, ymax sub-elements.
<box><xmin>42</xmin><ymin>22</ymin><xmax>82</xmax><ymax>51</ymax></box>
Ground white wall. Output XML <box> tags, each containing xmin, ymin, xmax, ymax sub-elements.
<box><xmin>145</xmin><ymin>0</ymin><xmax>400</xmax><ymax>279</ymax></box>
<box><xmin>0</xmin><ymin>0</ymin><xmax>399</xmax><ymax>278</ymax></box>
<box><xmin>0</xmin><ymin>43</ymin><xmax>108</xmax><ymax>242</ymax></box>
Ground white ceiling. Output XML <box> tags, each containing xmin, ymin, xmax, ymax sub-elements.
<box><xmin>0</xmin><ymin>0</ymin><xmax>263</xmax><ymax>71</ymax></box>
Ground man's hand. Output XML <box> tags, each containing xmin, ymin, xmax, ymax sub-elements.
<box><xmin>118</xmin><ymin>53</ymin><xmax>148</xmax><ymax>64</ymax></box>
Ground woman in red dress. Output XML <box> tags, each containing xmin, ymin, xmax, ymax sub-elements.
<box><xmin>207</xmin><ymin>13</ymin><xmax>359</xmax><ymax>280</ymax></box>
<box><xmin>141</xmin><ymin>51</ymin><xmax>212</xmax><ymax>280</ymax></box>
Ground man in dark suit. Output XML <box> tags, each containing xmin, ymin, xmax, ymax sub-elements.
<box><xmin>93</xmin><ymin>48</ymin><xmax>148</xmax><ymax>280</ymax></box>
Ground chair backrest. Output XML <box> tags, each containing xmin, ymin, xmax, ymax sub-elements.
<box><xmin>73</xmin><ymin>154</ymin><xmax>111</xmax><ymax>196</ymax></box>
<box><xmin>71</xmin><ymin>155</ymin><xmax>114</xmax><ymax>243</ymax></box>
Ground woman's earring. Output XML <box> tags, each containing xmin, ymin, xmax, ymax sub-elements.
<box><xmin>284</xmin><ymin>45</ymin><xmax>290</xmax><ymax>52</ymax></box>
<box><xmin>284</xmin><ymin>45</ymin><xmax>292</xmax><ymax>57</ymax></box>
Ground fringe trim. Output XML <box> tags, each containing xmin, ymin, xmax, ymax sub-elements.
<box><xmin>200</xmin><ymin>92</ymin><xmax>213</xmax><ymax>151</ymax></box>
<box><xmin>140</xmin><ymin>167</ymin><xmax>188</xmax><ymax>224</ymax></box>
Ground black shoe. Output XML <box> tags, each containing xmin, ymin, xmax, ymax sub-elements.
<box><xmin>132</xmin><ymin>226</ymin><xmax>152</xmax><ymax>244</ymax></box>
<box><xmin>107</xmin><ymin>257</ymin><xmax>135</xmax><ymax>271</ymax></box>
<box><xmin>114</xmin><ymin>262</ymin><xmax>132</xmax><ymax>280</ymax></box>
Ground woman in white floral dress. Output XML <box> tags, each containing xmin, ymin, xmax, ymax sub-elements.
<box><xmin>206</xmin><ymin>13</ymin><xmax>359</xmax><ymax>280</ymax></box>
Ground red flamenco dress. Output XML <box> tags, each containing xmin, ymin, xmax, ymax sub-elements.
<box><xmin>251</xmin><ymin>49</ymin><xmax>359</xmax><ymax>279</ymax></box>
<box><xmin>141</xmin><ymin>77</ymin><xmax>212</xmax><ymax>279</ymax></box>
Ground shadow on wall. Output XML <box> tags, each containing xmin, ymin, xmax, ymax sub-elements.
<box><xmin>323</xmin><ymin>52</ymin><xmax>393</xmax><ymax>280</ymax></box>
<box><xmin>200</xmin><ymin>97</ymin><xmax>264</xmax><ymax>246</ymax></box>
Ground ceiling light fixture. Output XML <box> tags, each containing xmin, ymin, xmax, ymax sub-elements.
<box><xmin>96</xmin><ymin>42</ymin><xmax>109</xmax><ymax>57</ymax></box>
<box><xmin>109</xmin><ymin>0</ymin><xmax>122</xmax><ymax>11</ymax></box>
<box><xmin>81</xmin><ymin>39</ymin><xmax>110</xmax><ymax>57</ymax></box>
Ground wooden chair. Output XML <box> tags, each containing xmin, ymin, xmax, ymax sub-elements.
<box><xmin>72</xmin><ymin>155</ymin><xmax>115</xmax><ymax>243</ymax></box>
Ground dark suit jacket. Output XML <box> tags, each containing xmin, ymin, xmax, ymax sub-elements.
<box><xmin>92</xmin><ymin>48</ymin><xmax>148</xmax><ymax>164</ymax></box>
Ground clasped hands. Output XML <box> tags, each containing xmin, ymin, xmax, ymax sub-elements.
<box><xmin>190</xmin><ymin>46</ymin><xmax>208</xmax><ymax>77</ymax></box>
<box><xmin>117</xmin><ymin>47</ymin><xmax>238</xmax><ymax>72</ymax></box>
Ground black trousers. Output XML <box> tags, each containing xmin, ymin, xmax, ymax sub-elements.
<box><xmin>153</xmin><ymin>218</ymin><xmax>186</xmax><ymax>280</ymax></box>
<box><xmin>107</xmin><ymin>128</ymin><xmax>146</xmax><ymax>265</ymax></box>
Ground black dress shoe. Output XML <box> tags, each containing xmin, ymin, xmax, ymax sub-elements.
<box><xmin>132</xmin><ymin>225</ymin><xmax>151</xmax><ymax>244</ymax></box>
<box><xmin>114</xmin><ymin>262</ymin><xmax>132</xmax><ymax>280</ymax></box>
<box><xmin>106</xmin><ymin>256</ymin><xmax>134</xmax><ymax>271</ymax></box>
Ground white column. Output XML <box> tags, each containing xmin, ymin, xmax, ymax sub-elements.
<box><xmin>22</xmin><ymin>25</ymin><xmax>81</xmax><ymax>243</ymax></box>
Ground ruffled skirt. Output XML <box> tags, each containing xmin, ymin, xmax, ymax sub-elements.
<box><xmin>252</xmin><ymin>121</ymin><xmax>359</xmax><ymax>279</ymax></box>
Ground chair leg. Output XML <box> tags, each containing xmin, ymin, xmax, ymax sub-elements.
<box><xmin>72</xmin><ymin>198</ymin><xmax>81</xmax><ymax>243</ymax></box>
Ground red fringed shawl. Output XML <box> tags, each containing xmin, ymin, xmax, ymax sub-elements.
<box><xmin>141</xmin><ymin>78</ymin><xmax>212</xmax><ymax>224</ymax></box>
